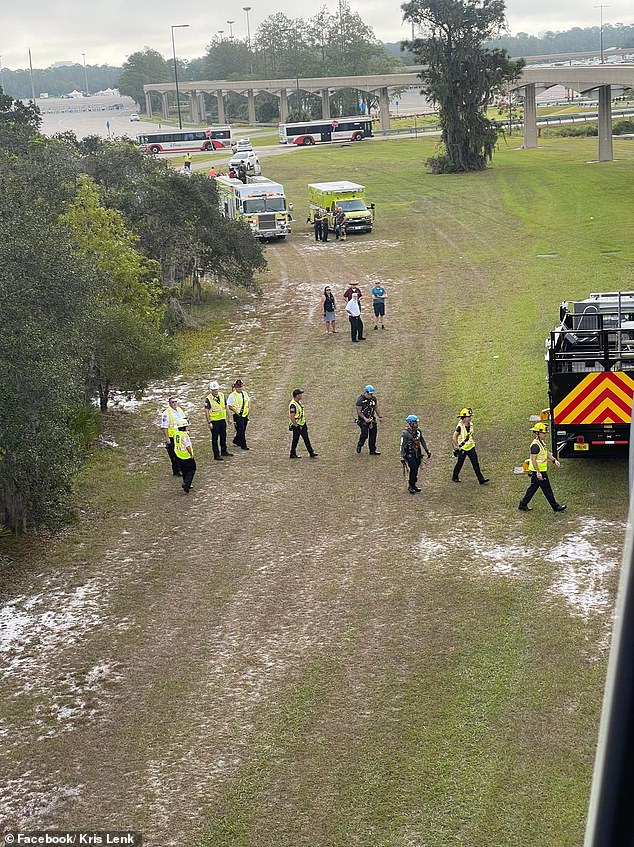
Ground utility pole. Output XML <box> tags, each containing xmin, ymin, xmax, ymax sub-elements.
<box><xmin>243</xmin><ymin>7</ymin><xmax>253</xmax><ymax>75</ymax></box>
<box><xmin>82</xmin><ymin>53</ymin><xmax>89</xmax><ymax>96</ymax></box>
<box><xmin>594</xmin><ymin>5</ymin><xmax>610</xmax><ymax>64</ymax></box>
<box><xmin>28</xmin><ymin>48</ymin><xmax>36</xmax><ymax>104</ymax></box>
<box><xmin>171</xmin><ymin>24</ymin><xmax>189</xmax><ymax>130</ymax></box>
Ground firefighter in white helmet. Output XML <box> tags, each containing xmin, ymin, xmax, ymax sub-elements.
<box><xmin>204</xmin><ymin>381</ymin><xmax>233</xmax><ymax>461</ymax></box>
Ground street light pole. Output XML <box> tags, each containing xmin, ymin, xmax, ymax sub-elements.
<box><xmin>243</xmin><ymin>6</ymin><xmax>253</xmax><ymax>75</ymax></box>
<box><xmin>81</xmin><ymin>52</ymin><xmax>89</xmax><ymax>96</ymax></box>
<box><xmin>0</xmin><ymin>56</ymin><xmax>4</xmax><ymax>94</ymax></box>
<box><xmin>171</xmin><ymin>23</ymin><xmax>189</xmax><ymax>130</ymax></box>
<box><xmin>594</xmin><ymin>5</ymin><xmax>610</xmax><ymax>65</ymax></box>
<box><xmin>227</xmin><ymin>20</ymin><xmax>235</xmax><ymax>39</ymax></box>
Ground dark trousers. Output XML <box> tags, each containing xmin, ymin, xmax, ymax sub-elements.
<box><xmin>349</xmin><ymin>315</ymin><xmax>364</xmax><ymax>341</ymax></box>
<box><xmin>232</xmin><ymin>414</ymin><xmax>249</xmax><ymax>448</ymax></box>
<box><xmin>520</xmin><ymin>472</ymin><xmax>559</xmax><ymax>510</ymax></box>
<box><xmin>178</xmin><ymin>457</ymin><xmax>196</xmax><ymax>490</ymax></box>
<box><xmin>166</xmin><ymin>438</ymin><xmax>181</xmax><ymax>475</ymax></box>
<box><xmin>357</xmin><ymin>420</ymin><xmax>378</xmax><ymax>453</ymax></box>
<box><xmin>406</xmin><ymin>455</ymin><xmax>421</xmax><ymax>488</ymax></box>
<box><xmin>210</xmin><ymin>418</ymin><xmax>228</xmax><ymax>459</ymax></box>
<box><xmin>321</xmin><ymin>220</ymin><xmax>329</xmax><ymax>241</ymax></box>
<box><xmin>453</xmin><ymin>448</ymin><xmax>485</xmax><ymax>482</ymax></box>
<box><xmin>314</xmin><ymin>222</ymin><xmax>322</xmax><ymax>241</ymax></box>
<box><xmin>290</xmin><ymin>424</ymin><xmax>315</xmax><ymax>457</ymax></box>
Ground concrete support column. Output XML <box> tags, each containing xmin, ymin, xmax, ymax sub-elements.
<box><xmin>145</xmin><ymin>92</ymin><xmax>153</xmax><ymax>119</ymax></box>
<box><xmin>216</xmin><ymin>90</ymin><xmax>226</xmax><ymax>125</ymax></box>
<box><xmin>188</xmin><ymin>92</ymin><xmax>198</xmax><ymax>123</ymax></box>
<box><xmin>598</xmin><ymin>84</ymin><xmax>614</xmax><ymax>162</ymax></box>
<box><xmin>247</xmin><ymin>89</ymin><xmax>257</xmax><ymax>125</ymax></box>
<box><xmin>523</xmin><ymin>83</ymin><xmax>538</xmax><ymax>149</ymax></box>
<box><xmin>198</xmin><ymin>93</ymin><xmax>206</xmax><ymax>123</ymax></box>
<box><xmin>161</xmin><ymin>92</ymin><xmax>170</xmax><ymax>120</ymax></box>
<box><xmin>379</xmin><ymin>87</ymin><xmax>391</xmax><ymax>131</ymax></box>
<box><xmin>279</xmin><ymin>88</ymin><xmax>288</xmax><ymax>122</ymax></box>
<box><xmin>321</xmin><ymin>89</ymin><xmax>330</xmax><ymax>119</ymax></box>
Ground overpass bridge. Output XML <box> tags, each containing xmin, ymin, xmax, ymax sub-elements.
<box><xmin>144</xmin><ymin>63</ymin><xmax>634</xmax><ymax>162</ymax></box>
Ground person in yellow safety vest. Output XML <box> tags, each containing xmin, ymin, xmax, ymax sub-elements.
<box><xmin>289</xmin><ymin>388</ymin><xmax>318</xmax><ymax>459</ymax></box>
<box><xmin>204</xmin><ymin>380</ymin><xmax>233</xmax><ymax>461</ymax></box>
<box><xmin>184</xmin><ymin>152</ymin><xmax>192</xmax><ymax>171</ymax></box>
<box><xmin>518</xmin><ymin>423</ymin><xmax>566</xmax><ymax>512</ymax></box>
<box><xmin>227</xmin><ymin>379</ymin><xmax>251</xmax><ymax>450</ymax></box>
<box><xmin>173</xmin><ymin>420</ymin><xmax>196</xmax><ymax>493</ymax></box>
<box><xmin>451</xmin><ymin>407</ymin><xmax>489</xmax><ymax>485</ymax></box>
<box><xmin>161</xmin><ymin>397</ymin><xmax>188</xmax><ymax>477</ymax></box>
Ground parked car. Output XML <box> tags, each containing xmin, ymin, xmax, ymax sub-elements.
<box><xmin>228</xmin><ymin>151</ymin><xmax>262</xmax><ymax>176</ymax></box>
<box><xmin>231</xmin><ymin>137</ymin><xmax>253</xmax><ymax>153</ymax></box>
<box><xmin>130</xmin><ymin>113</ymin><xmax>140</xmax><ymax>121</ymax></box>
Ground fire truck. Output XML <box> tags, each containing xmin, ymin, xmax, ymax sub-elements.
<box><xmin>216</xmin><ymin>176</ymin><xmax>292</xmax><ymax>241</ymax></box>
<box><xmin>546</xmin><ymin>292</ymin><xmax>634</xmax><ymax>456</ymax></box>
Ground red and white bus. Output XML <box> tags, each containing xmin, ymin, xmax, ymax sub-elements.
<box><xmin>137</xmin><ymin>126</ymin><xmax>232</xmax><ymax>154</ymax></box>
<box><xmin>278</xmin><ymin>117</ymin><xmax>374</xmax><ymax>146</ymax></box>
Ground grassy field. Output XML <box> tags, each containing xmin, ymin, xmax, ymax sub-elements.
<box><xmin>1</xmin><ymin>134</ymin><xmax>633</xmax><ymax>844</ymax></box>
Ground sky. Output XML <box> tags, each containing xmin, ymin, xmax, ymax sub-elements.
<box><xmin>1</xmin><ymin>0</ymin><xmax>633</xmax><ymax>70</ymax></box>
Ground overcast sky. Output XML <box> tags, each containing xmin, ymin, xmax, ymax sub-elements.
<box><xmin>2</xmin><ymin>0</ymin><xmax>633</xmax><ymax>70</ymax></box>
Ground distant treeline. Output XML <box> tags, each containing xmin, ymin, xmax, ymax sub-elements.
<box><xmin>1</xmin><ymin>64</ymin><xmax>121</xmax><ymax>99</ymax></box>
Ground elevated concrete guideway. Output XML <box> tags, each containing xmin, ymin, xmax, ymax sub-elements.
<box><xmin>144</xmin><ymin>63</ymin><xmax>634</xmax><ymax>160</ymax></box>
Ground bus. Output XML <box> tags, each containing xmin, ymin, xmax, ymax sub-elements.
<box><xmin>137</xmin><ymin>126</ymin><xmax>232</xmax><ymax>154</ymax></box>
<box><xmin>278</xmin><ymin>117</ymin><xmax>373</xmax><ymax>146</ymax></box>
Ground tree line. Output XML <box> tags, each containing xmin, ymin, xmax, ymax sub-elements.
<box><xmin>0</xmin><ymin>92</ymin><xmax>265</xmax><ymax>533</ymax></box>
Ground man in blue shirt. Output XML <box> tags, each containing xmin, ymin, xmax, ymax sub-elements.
<box><xmin>371</xmin><ymin>283</ymin><xmax>387</xmax><ymax>330</ymax></box>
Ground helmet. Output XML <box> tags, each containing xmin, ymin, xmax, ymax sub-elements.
<box><xmin>531</xmin><ymin>422</ymin><xmax>548</xmax><ymax>433</ymax></box>
<box><xmin>364</xmin><ymin>385</ymin><xmax>375</xmax><ymax>394</ymax></box>
<box><xmin>406</xmin><ymin>415</ymin><xmax>419</xmax><ymax>423</ymax></box>
<box><xmin>458</xmin><ymin>407</ymin><xmax>473</xmax><ymax>417</ymax></box>
<box><xmin>209</xmin><ymin>381</ymin><xmax>220</xmax><ymax>390</ymax></box>
<box><xmin>178</xmin><ymin>419</ymin><xmax>189</xmax><ymax>428</ymax></box>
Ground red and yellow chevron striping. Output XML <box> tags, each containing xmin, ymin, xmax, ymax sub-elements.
<box><xmin>554</xmin><ymin>372</ymin><xmax>634</xmax><ymax>425</ymax></box>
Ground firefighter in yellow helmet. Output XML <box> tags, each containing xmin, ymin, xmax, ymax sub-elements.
<box><xmin>452</xmin><ymin>408</ymin><xmax>489</xmax><ymax>485</ymax></box>
<box><xmin>173</xmin><ymin>420</ymin><xmax>196</xmax><ymax>494</ymax></box>
<box><xmin>519</xmin><ymin>423</ymin><xmax>566</xmax><ymax>512</ymax></box>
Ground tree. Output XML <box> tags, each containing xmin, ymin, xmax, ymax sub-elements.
<box><xmin>402</xmin><ymin>0</ymin><xmax>524</xmax><ymax>172</ymax></box>
<box><xmin>118</xmin><ymin>48</ymin><xmax>171</xmax><ymax>109</ymax></box>
<box><xmin>0</xmin><ymin>90</ymin><xmax>41</xmax><ymax>154</ymax></box>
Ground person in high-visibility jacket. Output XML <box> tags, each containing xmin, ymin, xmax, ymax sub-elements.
<box><xmin>160</xmin><ymin>397</ymin><xmax>187</xmax><ymax>476</ymax></box>
<box><xmin>227</xmin><ymin>379</ymin><xmax>250</xmax><ymax>450</ymax></box>
<box><xmin>451</xmin><ymin>407</ymin><xmax>489</xmax><ymax>484</ymax></box>
<box><xmin>204</xmin><ymin>380</ymin><xmax>233</xmax><ymax>461</ymax></box>
<box><xmin>519</xmin><ymin>423</ymin><xmax>566</xmax><ymax>512</ymax></box>
<box><xmin>184</xmin><ymin>152</ymin><xmax>192</xmax><ymax>171</ymax></box>
<box><xmin>289</xmin><ymin>389</ymin><xmax>318</xmax><ymax>459</ymax></box>
<box><xmin>173</xmin><ymin>420</ymin><xmax>196</xmax><ymax>493</ymax></box>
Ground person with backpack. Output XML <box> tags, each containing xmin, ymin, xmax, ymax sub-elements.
<box><xmin>355</xmin><ymin>385</ymin><xmax>382</xmax><ymax>455</ymax></box>
<box><xmin>400</xmin><ymin>415</ymin><xmax>431</xmax><ymax>494</ymax></box>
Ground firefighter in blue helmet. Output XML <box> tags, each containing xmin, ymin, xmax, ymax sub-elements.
<box><xmin>400</xmin><ymin>415</ymin><xmax>431</xmax><ymax>494</ymax></box>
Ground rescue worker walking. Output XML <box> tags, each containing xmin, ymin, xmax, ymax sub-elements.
<box><xmin>184</xmin><ymin>152</ymin><xmax>192</xmax><ymax>171</ymax></box>
<box><xmin>400</xmin><ymin>415</ymin><xmax>431</xmax><ymax>494</ymax></box>
<box><xmin>174</xmin><ymin>420</ymin><xmax>196</xmax><ymax>493</ymax></box>
<box><xmin>289</xmin><ymin>389</ymin><xmax>318</xmax><ymax>459</ymax></box>
<box><xmin>518</xmin><ymin>423</ymin><xmax>567</xmax><ymax>512</ymax></box>
<box><xmin>204</xmin><ymin>381</ymin><xmax>233</xmax><ymax>461</ymax></box>
<box><xmin>356</xmin><ymin>385</ymin><xmax>382</xmax><ymax>455</ymax></box>
<box><xmin>227</xmin><ymin>379</ymin><xmax>250</xmax><ymax>450</ymax></box>
<box><xmin>161</xmin><ymin>397</ymin><xmax>187</xmax><ymax>476</ymax></box>
<box><xmin>452</xmin><ymin>408</ymin><xmax>489</xmax><ymax>484</ymax></box>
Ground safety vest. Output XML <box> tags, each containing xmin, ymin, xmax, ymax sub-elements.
<box><xmin>163</xmin><ymin>405</ymin><xmax>186</xmax><ymax>438</ymax></box>
<box><xmin>229</xmin><ymin>391</ymin><xmax>250</xmax><ymax>417</ymax></box>
<box><xmin>529</xmin><ymin>438</ymin><xmax>548</xmax><ymax>472</ymax></box>
<box><xmin>289</xmin><ymin>399</ymin><xmax>306</xmax><ymax>427</ymax></box>
<box><xmin>174</xmin><ymin>430</ymin><xmax>193</xmax><ymax>460</ymax></box>
<box><xmin>457</xmin><ymin>421</ymin><xmax>475</xmax><ymax>450</ymax></box>
<box><xmin>207</xmin><ymin>392</ymin><xmax>226</xmax><ymax>421</ymax></box>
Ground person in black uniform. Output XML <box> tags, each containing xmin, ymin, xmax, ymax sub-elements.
<box><xmin>288</xmin><ymin>389</ymin><xmax>318</xmax><ymax>459</ymax></box>
<box><xmin>400</xmin><ymin>415</ymin><xmax>431</xmax><ymax>493</ymax></box>
<box><xmin>355</xmin><ymin>385</ymin><xmax>382</xmax><ymax>455</ymax></box>
<box><xmin>313</xmin><ymin>209</ymin><xmax>324</xmax><ymax>241</ymax></box>
<box><xmin>320</xmin><ymin>209</ymin><xmax>329</xmax><ymax>242</ymax></box>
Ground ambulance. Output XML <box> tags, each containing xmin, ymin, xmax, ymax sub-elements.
<box><xmin>307</xmin><ymin>181</ymin><xmax>374</xmax><ymax>234</ymax></box>
<box><xmin>216</xmin><ymin>176</ymin><xmax>292</xmax><ymax>240</ymax></box>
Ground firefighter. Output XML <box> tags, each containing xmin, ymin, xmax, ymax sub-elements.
<box><xmin>184</xmin><ymin>152</ymin><xmax>192</xmax><ymax>171</ymax></box>
<box><xmin>288</xmin><ymin>389</ymin><xmax>318</xmax><ymax>459</ymax></box>
<box><xmin>400</xmin><ymin>415</ymin><xmax>431</xmax><ymax>494</ymax></box>
<box><xmin>452</xmin><ymin>408</ymin><xmax>489</xmax><ymax>484</ymax></box>
<box><xmin>518</xmin><ymin>423</ymin><xmax>567</xmax><ymax>512</ymax></box>
<box><xmin>227</xmin><ymin>379</ymin><xmax>250</xmax><ymax>450</ymax></box>
<box><xmin>174</xmin><ymin>420</ymin><xmax>196</xmax><ymax>493</ymax></box>
<box><xmin>160</xmin><ymin>397</ymin><xmax>187</xmax><ymax>476</ymax></box>
<box><xmin>355</xmin><ymin>385</ymin><xmax>382</xmax><ymax>455</ymax></box>
<box><xmin>204</xmin><ymin>381</ymin><xmax>233</xmax><ymax>461</ymax></box>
